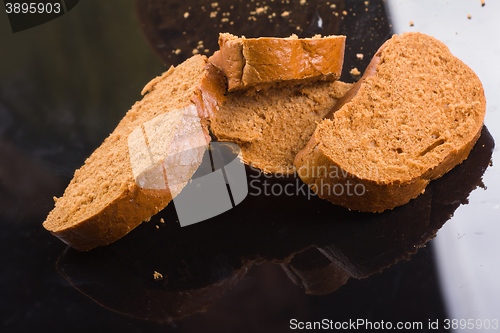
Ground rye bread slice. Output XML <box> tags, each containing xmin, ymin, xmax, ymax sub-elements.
<box><xmin>294</xmin><ymin>32</ymin><xmax>486</xmax><ymax>212</ymax></box>
<box><xmin>211</xmin><ymin>81</ymin><xmax>352</xmax><ymax>174</ymax></box>
<box><xmin>43</xmin><ymin>55</ymin><xmax>226</xmax><ymax>251</ymax></box>
<box><xmin>210</xmin><ymin>33</ymin><xmax>345</xmax><ymax>92</ymax></box>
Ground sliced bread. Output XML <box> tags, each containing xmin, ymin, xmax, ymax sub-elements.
<box><xmin>43</xmin><ymin>55</ymin><xmax>226</xmax><ymax>251</ymax></box>
<box><xmin>294</xmin><ymin>32</ymin><xmax>486</xmax><ymax>212</ymax></box>
<box><xmin>211</xmin><ymin>81</ymin><xmax>352</xmax><ymax>174</ymax></box>
<box><xmin>210</xmin><ymin>33</ymin><xmax>346</xmax><ymax>92</ymax></box>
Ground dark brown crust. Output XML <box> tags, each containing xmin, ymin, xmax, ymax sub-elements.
<box><xmin>294</xmin><ymin>33</ymin><xmax>486</xmax><ymax>213</ymax></box>
<box><xmin>44</xmin><ymin>59</ymin><xmax>227</xmax><ymax>251</ymax></box>
<box><xmin>294</xmin><ymin>127</ymin><xmax>482</xmax><ymax>213</ymax></box>
<box><xmin>214</xmin><ymin>34</ymin><xmax>346</xmax><ymax>92</ymax></box>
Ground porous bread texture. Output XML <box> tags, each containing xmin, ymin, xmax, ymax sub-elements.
<box><xmin>212</xmin><ymin>33</ymin><xmax>346</xmax><ymax>92</ymax></box>
<box><xmin>211</xmin><ymin>81</ymin><xmax>352</xmax><ymax>174</ymax></box>
<box><xmin>43</xmin><ymin>55</ymin><xmax>226</xmax><ymax>251</ymax></box>
<box><xmin>294</xmin><ymin>32</ymin><xmax>486</xmax><ymax>212</ymax></box>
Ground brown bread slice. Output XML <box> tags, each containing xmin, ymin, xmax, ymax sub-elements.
<box><xmin>43</xmin><ymin>55</ymin><xmax>226</xmax><ymax>251</ymax></box>
<box><xmin>210</xmin><ymin>33</ymin><xmax>345</xmax><ymax>92</ymax></box>
<box><xmin>294</xmin><ymin>32</ymin><xmax>486</xmax><ymax>212</ymax></box>
<box><xmin>211</xmin><ymin>81</ymin><xmax>352</xmax><ymax>174</ymax></box>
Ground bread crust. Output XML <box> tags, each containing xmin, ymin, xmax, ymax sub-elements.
<box><xmin>294</xmin><ymin>126</ymin><xmax>482</xmax><ymax>213</ymax></box>
<box><xmin>43</xmin><ymin>57</ymin><xmax>226</xmax><ymax>251</ymax></box>
<box><xmin>213</xmin><ymin>33</ymin><xmax>345</xmax><ymax>92</ymax></box>
<box><xmin>294</xmin><ymin>33</ymin><xmax>486</xmax><ymax>213</ymax></box>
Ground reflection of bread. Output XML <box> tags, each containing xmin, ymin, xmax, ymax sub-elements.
<box><xmin>210</xmin><ymin>33</ymin><xmax>345</xmax><ymax>92</ymax></box>
<box><xmin>211</xmin><ymin>81</ymin><xmax>352</xmax><ymax>174</ymax></box>
<box><xmin>295</xmin><ymin>32</ymin><xmax>486</xmax><ymax>212</ymax></box>
<box><xmin>281</xmin><ymin>247</ymin><xmax>350</xmax><ymax>295</ymax></box>
<box><xmin>43</xmin><ymin>55</ymin><xmax>226</xmax><ymax>251</ymax></box>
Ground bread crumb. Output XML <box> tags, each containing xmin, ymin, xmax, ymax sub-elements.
<box><xmin>342</xmin><ymin>10</ymin><xmax>347</xmax><ymax>15</ymax></box>
<box><xmin>221</xmin><ymin>17</ymin><xmax>229</xmax><ymax>22</ymax></box>
<box><xmin>409</xmin><ymin>20</ymin><xmax>414</xmax><ymax>26</ymax></box>
<box><xmin>156</xmin><ymin>225</ymin><xmax>159</xmax><ymax>229</ymax></box>
<box><xmin>350</xmin><ymin>68</ymin><xmax>361</xmax><ymax>76</ymax></box>
<box><xmin>192</xmin><ymin>49</ymin><xmax>199</xmax><ymax>54</ymax></box>
<box><xmin>356</xmin><ymin>53</ymin><xmax>364</xmax><ymax>59</ymax></box>
<box><xmin>144</xmin><ymin>216</ymin><xmax>151</xmax><ymax>222</ymax></box>
<box><xmin>211</xmin><ymin>2</ymin><xmax>218</xmax><ymax>7</ymax></box>
<box><xmin>480</xmin><ymin>0</ymin><xmax>485</xmax><ymax>6</ymax></box>
<box><xmin>300</xmin><ymin>0</ymin><xmax>306</xmax><ymax>5</ymax></box>
<box><xmin>364</xmin><ymin>1</ymin><xmax>369</xmax><ymax>5</ymax></box>
<box><xmin>255</xmin><ymin>6</ymin><xmax>268</xmax><ymax>15</ymax></box>
<box><xmin>204</xmin><ymin>49</ymin><xmax>210</xmax><ymax>53</ymax></box>
<box><xmin>281</xmin><ymin>11</ymin><xmax>290</xmax><ymax>17</ymax></box>
<box><xmin>174</xmin><ymin>49</ymin><xmax>181</xmax><ymax>55</ymax></box>
<box><xmin>467</xmin><ymin>14</ymin><xmax>472</xmax><ymax>19</ymax></box>
<box><xmin>330</xmin><ymin>4</ymin><xmax>336</xmax><ymax>8</ymax></box>
<box><xmin>153</xmin><ymin>271</ymin><xmax>163</xmax><ymax>280</ymax></box>
<box><xmin>183</xmin><ymin>12</ymin><xmax>189</xmax><ymax>18</ymax></box>
<box><xmin>210</xmin><ymin>11</ymin><xmax>218</xmax><ymax>18</ymax></box>
<box><xmin>160</xmin><ymin>218</ymin><xmax>165</xmax><ymax>223</ymax></box>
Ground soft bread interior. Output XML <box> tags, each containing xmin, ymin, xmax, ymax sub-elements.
<box><xmin>44</xmin><ymin>56</ymin><xmax>211</xmax><ymax>231</ymax></box>
<box><xmin>211</xmin><ymin>81</ymin><xmax>352</xmax><ymax>174</ymax></box>
<box><xmin>316</xmin><ymin>32</ymin><xmax>485</xmax><ymax>183</ymax></box>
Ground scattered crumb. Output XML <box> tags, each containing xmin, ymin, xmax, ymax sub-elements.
<box><xmin>183</xmin><ymin>12</ymin><xmax>189</xmax><ymax>18</ymax></box>
<box><xmin>204</xmin><ymin>48</ymin><xmax>210</xmax><ymax>53</ymax></box>
<box><xmin>160</xmin><ymin>218</ymin><xmax>165</xmax><ymax>223</ymax></box>
<box><xmin>210</xmin><ymin>11</ymin><xmax>218</xmax><ymax>18</ymax></box>
<box><xmin>192</xmin><ymin>48</ymin><xmax>199</xmax><ymax>54</ymax></box>
<box><xmin>156</xmin><ymin>225</ymin><xmax>159</xmax><ymax>229</ymax></box>
<box><xmin>350</xmin><ymin>67</ymin><xmax>361</xmax><ymax>76</ymax></box>
<box><xmin>334</xmin><ymin>12</ymin><xmax>338</xmax><ymax>16</ymax></box>
<box><xmin>153</xmin><ymin>271</ymin><xmax>163</xmax><ymax>280</ymax></box>
<box><xmin>330</xmin><ymin>4</ymin><xmax>336</xmax><ymax>9</ymax></box>
<box><xmin>467</xmin><ymin>14</ymin><xmax>471</xmax><ymax>19</ymax></box>
<box><xmin>221</xmin><ymin>17</ymin><xmax>229</xmax><ymax>22</ymax></box>
<box><xmin>296</xmin><ymin>25</ymin><xmax>301</xmax><ymax>30</ymax></box>
<box><xmin>364</xmin><ymin>1</ymin><xmax>369</xmax><ymax>5</ymax></box>
<box><xmin>409</xmin><ymin>20</ymin><xmax>414</xmax><ymax>26</ymax></box>
<box><xmin>300</xmin><ymin>0</ymin><xmax>306</xmax><ymax>5</ymax></box>
<box><xmin>211</xmin><ymin>2</ymin><xmax>218</xmax><ymax>8</ymax></box>
<box><xmin>281</xmin><ymin>11</ymin><xmax>290</xmax><ymax>17</ymax></box>
<box><xmin>342</xmin><ymin>10</ymin><xmax>347</xmax><ymax>15</ymax></box>
<box><xmin>254</xmin><ymin>6</ymin><xmax>269</xmax><ymax>15</ymax></box>
<box><xmin>480</xmin><ymin>0</ymin><xmax>485</xmax><ymax>6</ymax></box>
<box><xmin>356</xmin><ymin>53</ymin><xmax>364</xmax><ymax>59</ymax></box>
<box><xmin>174</xmin><ymin>49</ymin><xmax>181</xmax><ymax>55</ymax></box>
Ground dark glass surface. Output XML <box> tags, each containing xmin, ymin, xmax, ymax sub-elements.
<box><xmin>0</xmin><ymin>1</ymin><xmax>495</xmax><ymax>332</ymax></box>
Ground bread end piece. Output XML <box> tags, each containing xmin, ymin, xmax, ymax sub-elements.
<box><xmin>212</xmin><ymin>33</ymin><xmax>346</xmax><ymax>92</ymax></box>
